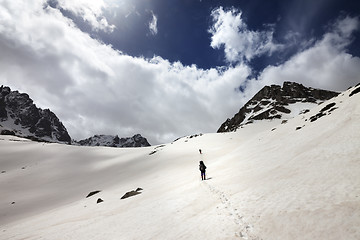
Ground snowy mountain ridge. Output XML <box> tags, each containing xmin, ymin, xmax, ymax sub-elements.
<box><xmin>218</xmin><ymin>81</ymin><xmax>339</xmax><ymax>132</ymax></box>
<box><xmin>75</xmin><ymin>134</ymin><xmax>150</xmax><ymax>148</ymax></box>
<box><xmin>1</xmin><ymin>82</ymin><xmax>339</xmax><ymax>147</ymax></box>
<box><xmin>0</xmin><ymin>85</ymin><xmax>150</xmax><ymax>147</ymax></box>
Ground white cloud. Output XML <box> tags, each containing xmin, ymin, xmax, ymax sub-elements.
<box><xmin>252</xmin><ymin>15</ymin><xmax>360</xmax><ymax>91</ymax></box>
<box><xmin>208</xmin><ymin>8</ymin><xmax>360</xmax><ymax>96</ymax></box>
<box><xmin>209</xmin><ymin>7</ymin><xmax>282</xmax><ymax>63</ymax></box>
<box><xmin>0</xmin><ymin>0</ymin><xmax>249</xmax><ymax>144</ymax></box>
<box><xmin>149</xmin><ymin>11</ymin><xmax>158</xmax><ymax>35</ymax></box>
<box><xmin>0</xmin><ymin>1</ymin><xmax>359</xmax><ymax>145</ymax></box>
<box><xmin>56</xmin><ymin>0</ymin><xmax>116</xmax><ymax>33</ymax></box>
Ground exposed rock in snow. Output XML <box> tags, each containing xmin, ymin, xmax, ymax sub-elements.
<box><xmin>86</xmin><ymin>191</ymin><xmax>101</xmax><ymax>198</ymax></box>
<box><xmin>349</xmin><ymin>83</ymin><xmax>360</xmax><ymax>97</ymax></box>
<box><xmin>218</xmin><ymin>82</ymin><xmax>339</xmax><ymax>132</ymax></box>
<box><xmin>121</xmin><ymin>188</ymin><xmax>143</xmax><ymax>199</ymax></box>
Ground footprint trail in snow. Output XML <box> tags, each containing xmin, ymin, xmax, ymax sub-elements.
<box><xmin>203</xmin><ymin>181</ymin><xmax>261</xmax><ymax>240</ymax></box>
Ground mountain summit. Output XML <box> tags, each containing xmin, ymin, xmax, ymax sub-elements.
<box><xmin>0</xmin><ymin>85</ymin><xmax>71</xmax><ymax>143</ymax></box>
<box><xmin>0</xmin><ymin>85</ymin><xmax>151</xmax><ymax>147</ymax></box>
<box><xmin>218</xmin><ymin>82</ymin><xmax>339</xmax><ymax>132</ymax></box>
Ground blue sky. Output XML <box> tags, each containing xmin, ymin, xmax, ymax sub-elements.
<box><xmin>82</xmin><ymin>0</ymin><xmax>360</xmax><ymax>71</ymax></box>
<box><xmin>1</xmin><ymin>0</ymin><xmax>360</xmax><ymax>144</ymax></box>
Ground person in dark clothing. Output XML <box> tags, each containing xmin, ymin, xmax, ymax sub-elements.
<box><xmin>199</xmin><ymin>161</ymin><xmax>206</xmax><ymax>180</ymax></box>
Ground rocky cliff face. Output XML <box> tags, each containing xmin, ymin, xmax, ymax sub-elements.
<box><xmin>0</xmin><ymin>85</ymin><xmax>151</xmax><ymax>147</ymax></box>
<box><xmin>0</xmin><ymin>85</ymin><xmax>71</xmax><ymax>143</ymax></box>
<box><xmin>4</xmin><ymin>82</ymin><xmax>337</xmax><ymax>146</ymax></box>
<box><xmin>76</xmin><ymin>134</ymin><xmax>150</xmax><ymax>147</ymax></box>
<box><xmin>218</xmin><ymin>82</ymin><xmax>339</xmax><ymax>132</ymax></box>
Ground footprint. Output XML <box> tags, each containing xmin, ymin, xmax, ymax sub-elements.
<box><xmin>203</xmin><ymin>182</ymin><xmax>257</xmax><ymax>239</ymax></box>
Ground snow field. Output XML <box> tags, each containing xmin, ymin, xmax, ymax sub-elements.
<box><xmin>1</xmin><ymin>84</ymin><xmax>360</xmax><ymax>239</ymax></box>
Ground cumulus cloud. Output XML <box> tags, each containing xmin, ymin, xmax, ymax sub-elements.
<box><xmin>209</xmin><ymin>7</ymin><xmax>282</xmax><ymax>63</ymax></box>
<box><xmin>52</xmin><ymin>0</ymin><xmax>116</xmax><ymax>32</ymax></box>
<box><xmin>0</xmin><ymin>1</ymin><xmax>359</xmax><ymax>145</ymax></box>
<box><xmin>252</xmin><ymin>15</ymin><xmax>360</xmax><ymax>91</ymax></box>
<box><xmin>149</xmin><ymin>11</ymin><xmax>158</xmax><ymax>35</ymax></box>
<box><xmin>0</xmin><ymin>0</ymin><xmax>249</xmax><ymax>144</ymax></box>
<box><xmin>208</xmin><ymin>7</ymin><xmax>360</xmax><ymax>94</ymax></box>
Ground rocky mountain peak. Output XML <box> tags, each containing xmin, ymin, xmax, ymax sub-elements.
<box><xmin>0</xmin><ymin>85</ymin><xmax>152</xmax><ymax>147</ymax></box>
<box><xmin>0</xmin><ymin>85</ymin><xmax>71</xmax><ymax>143</ymax></box>
<box><xmin>252</xmin><ymin>82</ymin><xmax>338</xmax><ymax>102</ymax></box>
<box><xmin>218</xmin><ymin>82</ymin><xmax>339</xmax><ymax>132</ymax></box>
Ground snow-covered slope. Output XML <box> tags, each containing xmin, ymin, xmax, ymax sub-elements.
<box><xmin>1</xmin><ymin>84</ymin><xmax>359</xmax><ymax>240</ymax></box>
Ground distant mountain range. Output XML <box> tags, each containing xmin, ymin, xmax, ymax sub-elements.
<box><xmin>0</xmin><ymin>82</ymin><xmax>341</xmax><ymax>147</ymax></box>
<box><xmin>75</xmin><ymin>134</ymin><xmax>150</xmax><ymax>148</ymax></box>
<box><xmin>0</xmin><ymin>85</ymin><xmax>150</xmax><ymax>147</ymax></box>
<box><xmin>218</xmin><ymin>82</ymin><xmax>339</xmax><ymax>132</ymax></box>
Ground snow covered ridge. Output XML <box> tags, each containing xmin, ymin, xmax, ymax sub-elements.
<box><xmin>0</xmin><ymin>86</ymin><xmax>151</xmax><ymax>147</ymax></box>
<box><xmin>0</xmin><ymin>85</ymin><xmax>71</xmax><ymax>144</ymax></box>
<box><xmin>75</xmin><ymin>134</ymin><xmax>150</xmax><ymax>148</ymax></box>
<box><xmin>218</xmin><ymin>81</ymin><xmax>339</xmax><ymax>132</ymax></box>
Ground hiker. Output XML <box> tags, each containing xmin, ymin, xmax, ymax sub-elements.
<box><xmin>199</xmin><ymin>149</ymin><xmax>202</xmax><ymax>154</ymax></box>
<box><xmin>199</xmin><ymin>161</ymin><xmax>206</xmax><ymax>180</ymax></box>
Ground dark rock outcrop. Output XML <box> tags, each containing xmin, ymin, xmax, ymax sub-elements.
<box><xmin>309</xmin><ymin>102</ymin><xmax>338</xmax><ymax>122</ymax></box>
<box><xmin>218</xmin><ymin>82</ymin><xmax>339</xmax><ymax>132</ymax></box>
<box><xmin>76</xmin><ymin>134</ymin><xmax>150</xmax><ymax>148</ymax></box>
<box><xmin>0</xmin><ymin>86</ymin><xmax>71</xmax><ymax>143</ymax></box>
<box><xmin>86</xmin><ymin>190</ymin><xmax>101</xmax><ymax>198</ymax></box>
<box><xmin>121</xmin><ymin>188</ymin><xmax>143</xmax><ymax>200</ymax></box>
<box><xmin>349</xmin><ymin>85</ymin><xmax>360</xmax><ymax>97</ymax></box>
<box><xmin>1</xmin><ymin>129</ymin><xmax>15</xmax><ymax>135</ymax></box>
